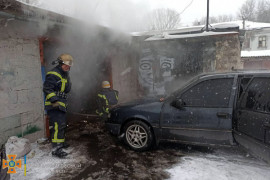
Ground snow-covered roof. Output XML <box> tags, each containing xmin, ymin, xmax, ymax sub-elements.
<box><xmin>145</xmin><ymin>31</ymin><xmax>238</xmax><ymax>41</ymax></box>
<box><xmin>131</xmin><ymin>26</ymin><xmax>203</xmax><ymax>37</ymax></box>
<box><xmin>214</xmin><ymin>20</ymin><xmax>270</xmax><ymax>30</ymax></box>
<box><xmin>131</xmin><ymin>20</ymin><xmax>270</xmax><ymax>38</ymax></box>
<box><xmin>241</xmin><ymin>50</ymin><xmax>270</xmax><ymax>57</ymax></box>
<box><xmin>0</xmin><ymin>0</ymin><xmax>73</xmax><ymax>24</ymax></box>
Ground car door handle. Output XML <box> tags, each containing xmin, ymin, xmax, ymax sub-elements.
<box><xmin>216</xmin><ymin>112</ymin><xmax>229</xmax><ymax>119</ymax></box>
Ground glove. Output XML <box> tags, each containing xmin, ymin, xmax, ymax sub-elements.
<box><xmin>51</xmin><ymin>101</ymin><xmax>60</xmax><ymax>107</ymax></box>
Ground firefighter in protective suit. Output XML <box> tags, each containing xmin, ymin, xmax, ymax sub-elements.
<box><xmin>43</xmin><ymin>54</ymin><xmax>73</xmax><ymax>158</ymax></box>
<box><xmin>96</xmin><ymin>81</ymin><xmax>119</xmax><ymax>120</ymax></box>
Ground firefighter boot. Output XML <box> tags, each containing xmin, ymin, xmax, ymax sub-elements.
<box><xmin>52</xmin><ymin>147</ymin><xmax>68</xmax><ymax>158</ymax></box>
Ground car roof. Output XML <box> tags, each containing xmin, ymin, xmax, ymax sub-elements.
<box><xmin>198</xmin><ymin>70</ymin><xmax>270</xmax><ymax>79</ymax></box>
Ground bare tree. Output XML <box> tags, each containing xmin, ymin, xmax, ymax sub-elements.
<box><xmin>217</xmin><ymin>14</ymin><xmax>235</xmax><ymax>22</ymax></box>
<box><xmin>193</xmin><ymin>14</ymin><xmax>235</xmax><ymax>26</ymax></box>
<box><xmin>238</xmin><ymin>0</ymin><xmax>256</xmax><ymax>21</ymax></box>
<box><xmin>256</xmin><ymin>0</ymin><xmax>270</xmax><ymax>22</ymax></box>
<box><xmin>193</xmin><ymin>17</ymin><xmax>213</xmax><ymax>26</ymax></box>
<box><xmin>146</xmin><ymin>8</ymin><xmax>181</xmax><ymax>31</ymax></box>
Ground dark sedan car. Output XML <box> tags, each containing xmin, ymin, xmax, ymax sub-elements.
<box><xmin>105</xmin><ymin>71</ymin><xmax>270</xmax><ymax>157</ymax></box>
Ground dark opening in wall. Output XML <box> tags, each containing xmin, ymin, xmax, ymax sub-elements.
<box><xmin>42</xmin><ymin>39</ymin><xmax>112</xmax><ymax>114</ymax></box>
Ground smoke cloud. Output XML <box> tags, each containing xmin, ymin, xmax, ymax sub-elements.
<box><xmin>18</xmin><ymin>0</ymin><xmax>152</xmax><ymax>32</ymax></box>
<box><xmin>16</xmin><ymin>0</ymin><xmax>149</xmax><ymax>113</ymax></box>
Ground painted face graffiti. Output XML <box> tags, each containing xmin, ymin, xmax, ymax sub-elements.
<box><xmin>138</xmin><ymin>48</ymin><xmax>175</xmax><ymax>95</ymax></box>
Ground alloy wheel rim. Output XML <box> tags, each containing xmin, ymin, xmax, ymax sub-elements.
<box><xmin>126</xmin><ymin>124</ymin><xmax>148</xmax><ymax>148</ymax></box>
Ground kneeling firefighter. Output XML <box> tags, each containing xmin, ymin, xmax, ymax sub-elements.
<box><xmin>96</xmin><ymin>81</ymin><xmax>119</xmax><ymax>120</ymax></box>
<box><xmin>43</xmin><ymin>54</ymin><xmax>73</xmax><ymax>158</ymax></box>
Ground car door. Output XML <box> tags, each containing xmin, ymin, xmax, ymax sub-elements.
<box><xmin>236</xmin><ymin>76</ymin><xmax>270</xmax><ymax>145</ymax></box>
<box><xmin>160</xmin><ymin>76</ymin><xmax>236</xmax><ymax>146</ymax></box>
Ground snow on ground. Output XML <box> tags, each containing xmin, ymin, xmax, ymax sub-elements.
<box><xmin>10</xmin><ymin>141</ymin><xmax>89</xmax><ymax>180</ymax></box>
<box><xmin>167</xmin><ymin>148</ymin><xmax>270</xmax><ymax>180</ymax></box>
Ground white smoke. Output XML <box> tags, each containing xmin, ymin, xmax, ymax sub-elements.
<box><xmin>17</xmin><ymin>0</ymin><xmax>152</xmax><ymax>32</ymax></box>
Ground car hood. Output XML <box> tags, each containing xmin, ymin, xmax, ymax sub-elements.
<box><xmin>117</xmin><ymin>98</ymin><xmax>160</xmax><ymax>107</ymax></box>
<box><xmin>111</xmin><ymin>97</ymin><xmax>164</xmax><ymax>115</ymax></box>
<box><xmin>109</xmin><ymin>98</ymin><xmax>163</xmax><ymax>125</ymax></box>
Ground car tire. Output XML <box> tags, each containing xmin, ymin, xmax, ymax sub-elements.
<box><xmin>123</xmin><ymin>120</ymin><xmax>153</xmax><ymax>151</ymax></box>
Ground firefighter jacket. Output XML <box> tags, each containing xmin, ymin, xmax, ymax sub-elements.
<box><xmin>96</xmin><ymin>88</ymin><xmax>119</xmax><ymax>116</ymax></box>
<box><xmin>43</xmin><ymin>65</ymin><xmax>71</xmax><ymax>112</ymax></box>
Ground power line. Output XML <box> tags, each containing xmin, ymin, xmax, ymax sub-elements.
<box><xmin>179</xmin><ymin>0</ymin><xmax>194</xmax><ymax>16</ymax></box>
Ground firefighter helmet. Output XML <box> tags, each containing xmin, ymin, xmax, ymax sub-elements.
<box><xmin>58</xmin><ymin>54</ymin><xmax>74</xmax><ymax>66</ymax></box>
<box><xmin>102</xmin><ymin>81</ymin><xmax>110</xmax><ymax>88</ymax></box>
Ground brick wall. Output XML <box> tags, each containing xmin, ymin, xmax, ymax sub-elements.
<box><xmin>243</xmin><ymin>57</ymin><xmax>270</xmax><ymax>69</ymax></box>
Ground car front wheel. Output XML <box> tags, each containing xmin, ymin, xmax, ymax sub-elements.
<box><xmin>123</xmin><ymin>120</ymin><xmax>153</xmax><ymax>151</ymax></box>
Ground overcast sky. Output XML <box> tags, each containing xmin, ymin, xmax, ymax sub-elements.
<box><xmin>132</xmin><ymin>0</ymin><xmax>247</xmax><ymax>25</ymax></box>
<box><xmin>23</xmin><ymin>0</ymin><xmax>248</xmax><ymax>31</ymax></box>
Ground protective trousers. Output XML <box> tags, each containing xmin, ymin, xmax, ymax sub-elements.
<box><xmin>48</xmin><ymin>109</ymin><xmax>66</xmax><ymax>148</ymax></box>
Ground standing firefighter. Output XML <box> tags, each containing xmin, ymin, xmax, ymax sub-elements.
<box><xmin>96</xmin><ymin>81</ymin><xmax>119</xmax><ymax>120</ymax></box>
<box><xmin>43</xmin><ymin>54</ymin><xmax>73</xmax><ymax>158</ymax></box>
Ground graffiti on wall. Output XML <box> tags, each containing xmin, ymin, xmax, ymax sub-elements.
<box><xmin>139</xmin><ymin>48</ymin><xmax>175</xmax><ymax>96</ymax></box>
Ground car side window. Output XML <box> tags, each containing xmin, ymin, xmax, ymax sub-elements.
<box><xmin>238</xmin><ymin>77</ymin><xmax>252</xmax><ymax>99</ymax></box>
<box><xmin>240</xmin><ymin>77</ymin><xmax>270</xmax><ymax>113</ymax></box>
<box><xmin>181</xmin><ymin>78</ymin><xmax>233</xmax><ymax>107</ymax></box>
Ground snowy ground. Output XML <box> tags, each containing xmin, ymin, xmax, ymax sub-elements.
<box><xmin>167</xmin><ymin>148</ymin><xmax>270</xmax><ymax>180</ymax></box>
<box><xmin>7</xmin><ymin>114</ymin><xmax>270</xmax><ymax>180</ymax></box>
<box><xmin>10</xmin><ymin>140</ymin><xmax>89</xmax><ymax>180</ymax></box>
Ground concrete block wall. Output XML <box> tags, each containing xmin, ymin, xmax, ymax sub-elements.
<box><xmin>0</xmin><ymin>35</ymin><xmax>45</xmax><ymax>145</ymax></box>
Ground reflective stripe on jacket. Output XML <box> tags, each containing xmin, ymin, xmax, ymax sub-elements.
<box><xmin>96</xmin><ymin>88</ymin><xmax>119</xmax><ymax>116</ymax></box>
<box><xmin>43</xmin><ymin>65</ymin><xmax>71</xmax><ymax>112</ymax></box>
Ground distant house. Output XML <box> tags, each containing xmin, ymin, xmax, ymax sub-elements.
<box><xmin>240</xmin><ymin>21</ymin><xmax>270</xmax><ymax>69</ymax></box>
<box><xmin>241</xmin><ymin>22</ymin><xmax>270</xmax><ymax>51</ymax></box>
<box><xmin>207</xmin><ymin>20</ymin><xmax>270</xmax><ymax>70</ymax></box>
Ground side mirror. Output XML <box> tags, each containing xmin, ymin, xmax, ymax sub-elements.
<box><xmin>172</xmin><ymin>98</ymin><xmax>185</xmax><ymax>109</ymax></box>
